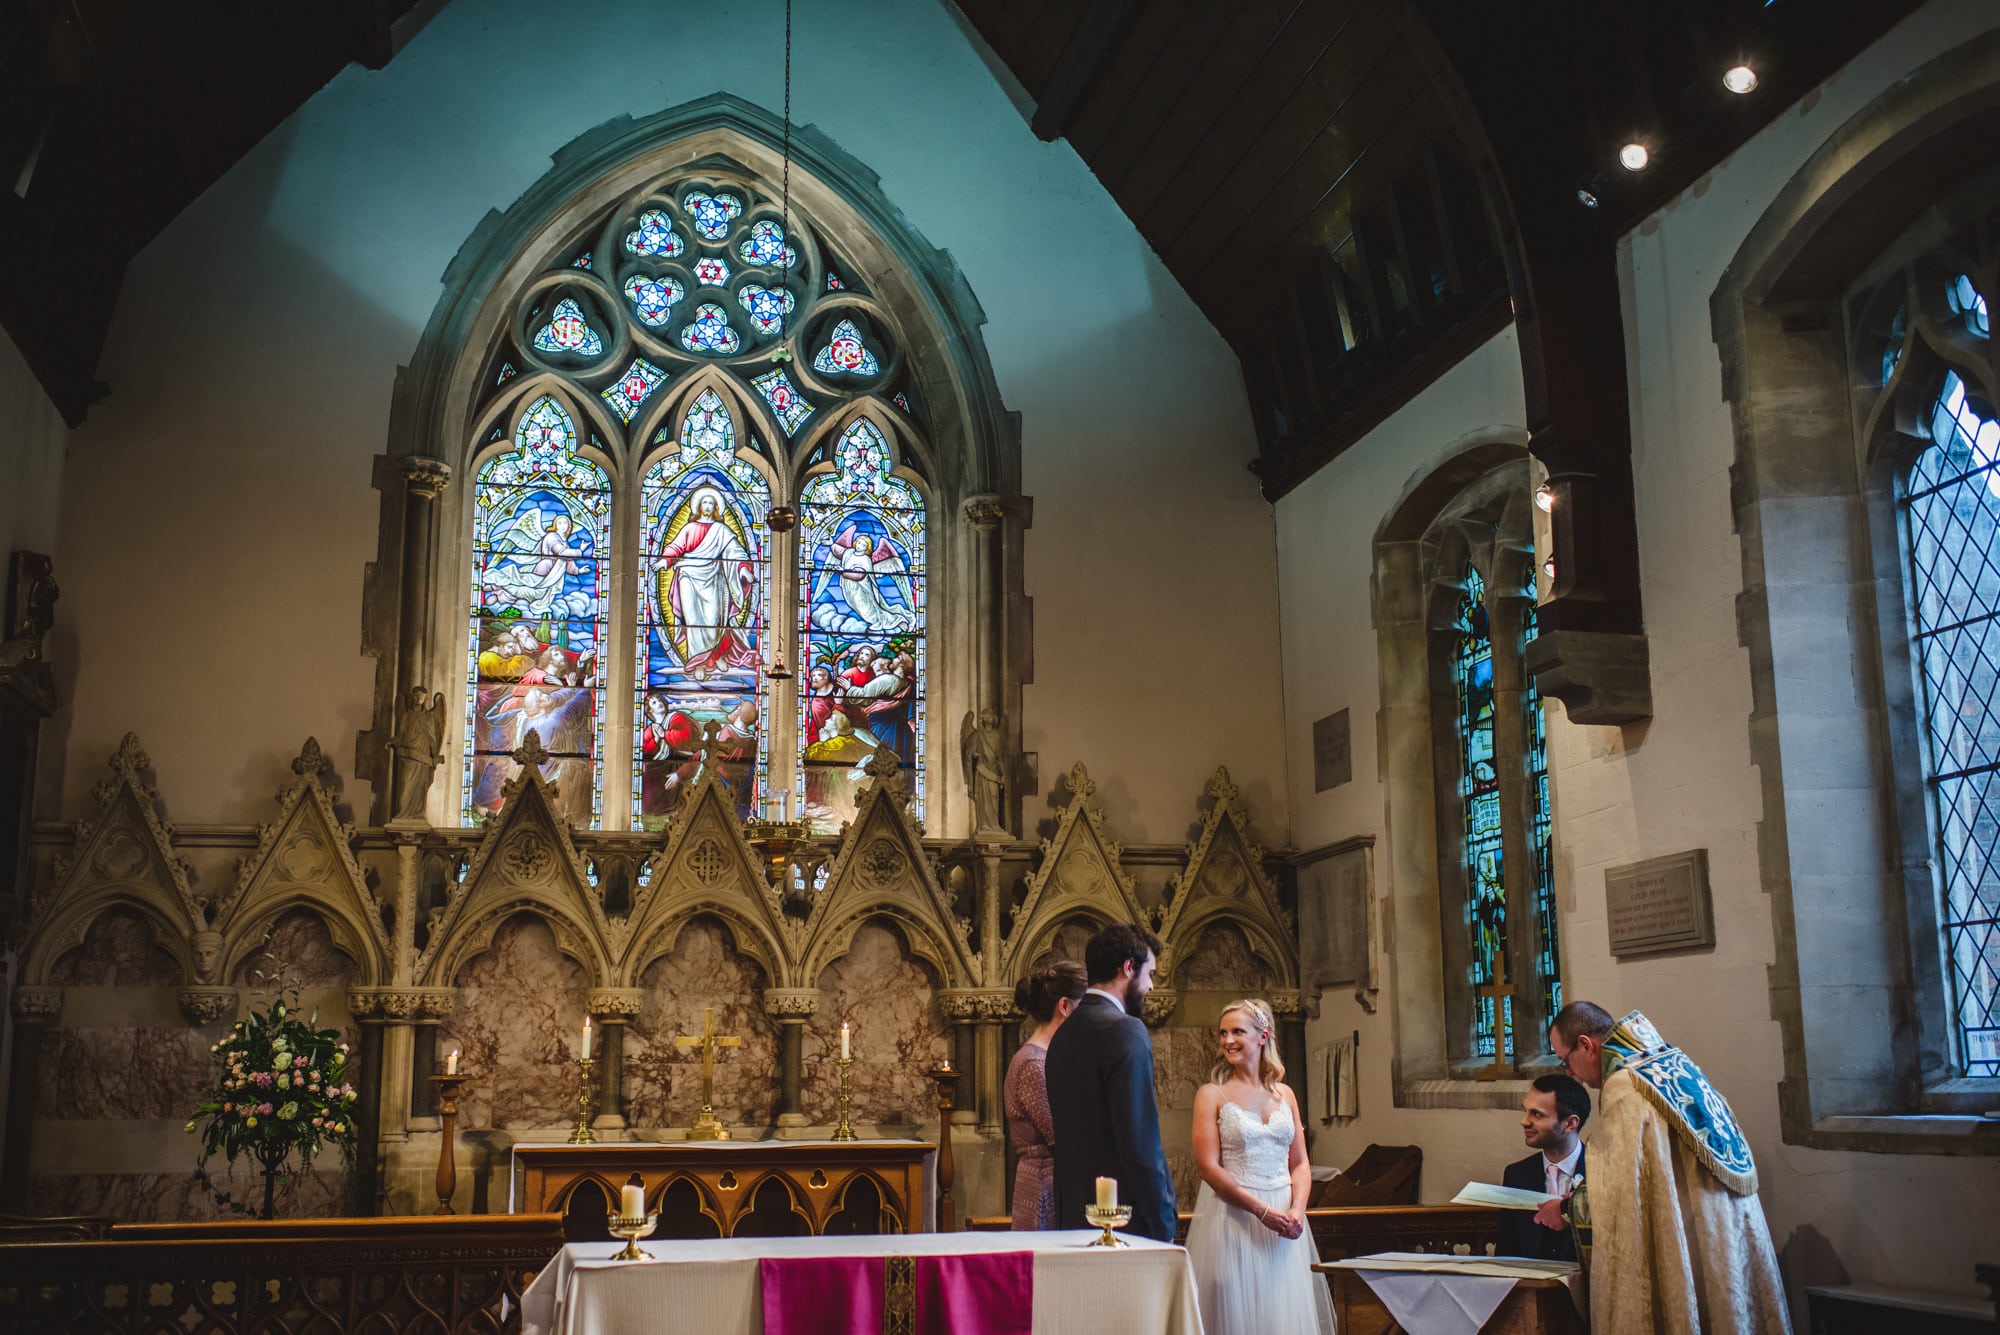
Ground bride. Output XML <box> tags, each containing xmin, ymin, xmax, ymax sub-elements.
<box><xmin>1184</xmin><ymin>998</ymin><xmax>1336</xmax><ymax>1335</ymax></box>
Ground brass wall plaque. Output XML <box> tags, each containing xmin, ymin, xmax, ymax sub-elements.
<box><xmin>1605</xmin><ymin>849</ymin><xmax>1714</xmax><ymax>957</ymax></box>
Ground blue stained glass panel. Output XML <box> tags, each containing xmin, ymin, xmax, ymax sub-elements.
<box><xmin>825</xmin><ymin>271</ymin><xmax>845</xmax><ymax>291</ymax></box>
<box><xmin>1524</xmin><ymin>586</ymin><xmax>1559</xmax><ymax>1028</ymax></box>
<box><xmin>1906</xmin><ymin>370</ymin><xmax>2000</xmax><ymax>1076</ymax></box>
<box><xmin>796</xmin><ymin>419</ymin><xmax>926</xmax><ymax>832</ymax></box>
<box><xmin>738</xmin><ymin>220</ymin><xmax>799</xmax><ymax>268</ymax></box>
<box><xmin>680</xmin><ymin>303</ymin><xmax>742</xmax><ymax>355</ymax></box>
<box><xmin>892</xmin><ymin>392</ymin><xmax>911</xmax><ymax>413</ymax></box>
<box><xmin>624</xmin><ymin>274</ymin><xmax>685</xmax><ymax>327</ymax></box>
<box><xmin>465</xmin><ymin>394</ymin><xmax>609</xmax><ymax>829</ymax></box>
<box><xmin>693</xmin><ymin>256</ymin><xmax>732</xmax><ymax>288</ymax></box>
<box><xmin>1455</xmin><ymin>563</ymin><xmax>1506</xmax><ymax>1059</ymax></box>
<box><xmin>1951</xmin><ymin>273</ymin><xmax>1991</xmax><ymax>339</ymax></box>
<box><xmin>625</xmin><ymin>209</ymin><xmax>686</xmax><ymax>258</ymax></box>
<box><xmin>532</xmin><ymin>297</ymin><xmax>604</xmax><ymax>357</ymax></box>
<box><xmin>684</xmin><ymin>191</ymin><xmax>744</xmax><ymax>241</ymax></box>
<box><xmin>752</xmin><ymin>366</ymin><xmax>815</xmax><ymax>436</ymax></box>
<box><xmin>600</xmin><ymin>359</ymin><xmax>667</xmax><ymax>424</ymax></box>
<box><xmin>739</xmin><ymin>284</ymin><xmax>796</xmax><ymax>337</ymax></box>
<box><xmin>813</xmin><ymin>318</ymin><xmax>880</xmax><ymax>377</ymax></box>
<box><xmin>636</xmin><ymin>388</ymin><xmax>770</xmax><ymax>827</ymax></box>
<box><xmin>572</xmin><ymin>251</ymin><xmax>593</xmax><ymax>270</ymax></box>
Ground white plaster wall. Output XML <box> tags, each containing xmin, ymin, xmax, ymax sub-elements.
<box><xmin>0</xmin><ymin>327</ymin><xmax>66</xmax><ymax>570</ymax></box>
<box><xmin>1281</xmin><ymin>0</ymin><xmax>2000</xmax><ymax>1300</ymax></box>
<box><xmin>45</xmin><ymin>0</ymin><xmax>1285</xmax><ymax>843</ymax></box>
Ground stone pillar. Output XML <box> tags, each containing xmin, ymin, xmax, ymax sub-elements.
<box><xmin>393</xmin><ymin>457</ymin><xmax>452</xmax><ymax>819</ymax></box>
<box><xmin>357</xmin><ymin>987</ymin><xmax>455</xmax><ymax>1146</ymax></box>
<box><xmin>589</xmin><ymin>988</ymin><xmax>644</xmax><ymax>1136</ymax></box>
<box><xmin>389</xmin><ymin>833</ymin><xmax>424</xmax><ymax>986</ymax></box>
<box><xmin>972</xmin><ymin>991</ymin><xmax>1015</xmax><ymax>1137</ymax></box>
<box><xmin>346</xmin><ymin>995</ymin><xmax>390</xmax><ymax>1215</ymax></box>
<box><xmin>1270</xmin><ymin>990</ymin><xmax>1308</xmax><ymax>1127</ymax></box>
<box><xmin>936</xmin><ymin>992</ymin><xmax>981</xmax><ymax>1128</ymax></box>
<box><xmin>962</xmin><ymin>497</ymin><xmax>1006</xmax><ymax>722</ymax></box>
<box><xmin>2</xmin><ymin>987</ymin><xmax>59</xmax><ymax>1210</ymax></box>
<box><xmin>764</xmin><ymin>988</ymin><xmax>819</xmax><ymax>1135</ymax></box>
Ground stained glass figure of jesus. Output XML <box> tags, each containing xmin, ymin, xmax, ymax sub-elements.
<box><xmin>651</xmin><ymin>487</ymin><xmax>760</xmax><ymax>682</ymax></box>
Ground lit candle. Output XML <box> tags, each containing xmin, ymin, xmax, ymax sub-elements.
<box><xmin>840</xmin><ymin>1021</ymin><xmax>851</xmax><ymax>1060</ymax></box>
<box><xmin>581</xmin><ymin>1016</ymin><xmax>592</xmax><ymax>1060</ymax></box>
<box><xmin>446</xmin><ymin>1049</ymin><xmax>459</xmax><ymax>1076</ymax></box>
<box><xmin>621</xmin><ymin>1181</ymin><xmax>646</xmax><ymax>1219</ymax></box>
<box><xmin>939</xmin><ymin>1057</ymin><xmax>952</xmax><ymax>1073</ymax></box>
<box><xmin>1095</xmin><ymin>1177</ymin><xmax>1117</xmax><ymax>1211</ymax></box>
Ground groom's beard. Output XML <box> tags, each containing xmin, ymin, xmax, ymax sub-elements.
<box><xmin>1122</xmin><ymin>987</ymin><xmax>1148</xmax><ymax>1018</ymax></box>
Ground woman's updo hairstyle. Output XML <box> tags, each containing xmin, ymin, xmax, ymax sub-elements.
<box><xmin>1015</xmin><ymin>958</ymin><xmax>1089</xmax><ymax>1024</ymax></box>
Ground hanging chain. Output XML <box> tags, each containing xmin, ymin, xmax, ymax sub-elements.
<box><xmin>777</xmin><ymin>0</ymin><xmax>794</xmax><ymax>348</ymax></box>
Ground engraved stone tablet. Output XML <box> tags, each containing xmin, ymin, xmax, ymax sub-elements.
<box><xmin>1605</xmin><ymin>850</ymin><xmax>1714</xmax><ymax>957</ymax></box>
<box><xmin>1313</xmin><ymin>709</ymin><xmax>1351</xmax><ymax>792</ymax></box>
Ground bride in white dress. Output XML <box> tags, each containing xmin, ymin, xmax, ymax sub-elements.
<box><xmin>1184</xmin><ymin>999</ymin><xmax>1336</xmax><ymax>1335</ymax></box>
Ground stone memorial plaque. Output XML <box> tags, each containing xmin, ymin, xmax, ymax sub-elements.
<box><xmin>1313</xmin><ymin>709</ymin><xmax>1351</xmax><ymax>792</ymax></box>
<box><xmin>1605</xmin><ymin>849</ymin><xmax>1714</xmax><ymax>956</ymax></box>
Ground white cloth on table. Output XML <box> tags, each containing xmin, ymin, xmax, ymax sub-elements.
<box><xmin>1183</xmin><ymin>1099</ymin><xmax>1334</xmax><ymax>1335</ymax></box>
<box><xmin>520</xmin><ymin>1231</ymin><xmax>1202</xmax><ymax>1335</ymax></box>
<box><xmin>1326</xmin><ymin>1254</ymin><xmax>1582</xmax><ymax>1335</ymax></box>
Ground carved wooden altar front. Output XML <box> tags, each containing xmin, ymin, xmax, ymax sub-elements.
<box><xmin>510</xmin><ymin>1141</ymin><xmax>932</xmax><ymax>1238</ymax></box>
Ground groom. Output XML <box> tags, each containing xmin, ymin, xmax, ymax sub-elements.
<box><xmin>1046</xmin><ymin>923</ymin><xmax>1179</xmax><ymax>1242</ymax></box>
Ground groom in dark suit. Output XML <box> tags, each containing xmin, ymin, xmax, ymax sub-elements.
<box><xmin>1045</xmin><ymin>923</ymin><xmax>1179</xmax><ymax>1242</ymax></box>
<box><xmin>1495</xmin><ymin>1072</ymin><xmax>1589</xmax><ymax>1262</ymax></box>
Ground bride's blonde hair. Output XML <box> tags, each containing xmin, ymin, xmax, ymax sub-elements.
<box><xmin>1208</xmin><ymin>998</ymin><xmax>1284</xmax><ymax>1089</ymax></box>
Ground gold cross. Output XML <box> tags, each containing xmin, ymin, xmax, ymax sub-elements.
<box><xmin>675</xmin><ymin>1005</ymin><xmax>743</xmax><ymax>1140</ymax></box>
<box><xmin>1472</xmin><ymin>948</ymin><xmax>1518</xmax><ymax>1081</ymax></box>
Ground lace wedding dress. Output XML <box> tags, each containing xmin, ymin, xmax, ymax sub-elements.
<box><xmin>1184</xmin><ymin>1096</ymin><xmax>1336</xmax><ymax>1335</ymax></box>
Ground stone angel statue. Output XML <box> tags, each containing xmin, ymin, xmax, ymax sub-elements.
<box><xmin>960</xmin><ymin>708</ymin><xmax>1007</xmax><ymax>835</ymax></box>
<box><xmin>390</xmin><ymin>687</ymin><xmax>448</xmax><ymax>821</ymax></box>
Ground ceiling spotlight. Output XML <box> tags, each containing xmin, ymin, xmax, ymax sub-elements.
<box><xmin>1723</xmin><ymin>64</ymin><xmax>1759</xmax><ymax>95</ymax></box>
<box><xmin>1534</xmin><ymin>485</ymin><xmax>1556</xmax><ymax>513</ymax></box>
<box><xmin>1618</xmin><ymin>142</ymin><xmax>1650</xmax><ymax>172</ymax></box>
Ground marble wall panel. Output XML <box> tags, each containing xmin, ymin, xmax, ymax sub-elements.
<box><xmin>1175</xmin><ymin>921</ymin><xmax>1275</xmax><ymax>990</ymax></box>
<box><xmin>1167</xmin><ymin>1152</ymin><xmax>1200</xmax><ymax>1213</ymax></box>
<box><xmin>232</xmin><ymin>909</ymin><xmax>357</xmax><ymax>989</ymax></box>
<box><xmin>28</xmin><ymin>1168</ymin><xmax>345</xmax><ymax>1222</ymax></box>
<box><xmin>623</xmin><ymin>918</ymin><xmax>778</xmax><ymax>1128</ymax></box>
<box><xmin>1151</xmin><ymin>1026</ymin><xmax>1218</xmax><ymax>1115</ymax></box>
<box><xmin>437</xmin><ymin>915</ymin><xmax>588</xmax><ymax>1130</ymax></box>
<box><xmin>806</xmin><ymin>922</ymin><xmax>948</xmax><ymax>1126</ymax></box>
<box><xmin>37</xmin><ymin>1025</ymin><xmax>222</xmax><ymax>1120</ymax></box>
<box><xmin>48</xmin><ymin>907</ymin><xmax>182</xmax><ymax>986</ymax></box>
<box><xmin>1028</xmin><ymin>918</ymin><xmax>1095</xmax><ymax>970</ymax></box>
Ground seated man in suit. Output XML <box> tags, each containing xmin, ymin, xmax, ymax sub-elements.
<box><xmin>1495</xmin><ymin>1072</ymin><xmax>1589</xmax><ymax>1262</ymax></box>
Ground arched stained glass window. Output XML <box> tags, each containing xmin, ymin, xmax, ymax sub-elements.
<box><xmin>1453</xmin><ymin>563</ymin><xmax>1507</xmax><ymax>1058</ymax></box>
<box><xmin>1905</xmin><ymin>369</ymin><xmax>2000</xmax><ymax>1076</ymax></box>
<box><xmin>1949</xmin><ymin>273</ymin><xmax>1990</xmax><ymax>340</ymax></box>
<box><xmin>465</xmin><ymin>394</ymin><xmax>610</xmax><ymax>827</ymax></box>
<box><xmin>797</xmin><ymin>419</ymin><xmax>927</xmax><ymax>832</ymax></box>
<box><xmin>1524</xmin><ymin>589</ymin><xmax>1559</xmax><ymax>1023</ymax></box>
<box><xmin>635</xmin><ymin>389</ymin><xmax>771</xmax><ymax>829</ymax></box>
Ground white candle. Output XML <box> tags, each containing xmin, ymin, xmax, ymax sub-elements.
<box><xmin>939</xmin><ymin>1057</ymin><xmax>952</xmax><ymax>1073</ymax></box>
<box><xmin>840</xmin><ymin>1021</ymin><xmax>851</xmax><ymax>1060</ymax></box>
<box><xmin>581</xmin><ymin>1017</ymin><xmax>592</xmax><ymax>1060</ymax></box>
<box><xmin>1095</xmin><ymin>1176</ymin><xmax>1117</xmax><ymax>1211</ymax></box>
<box><xmin>446</xmin><ymin>1049</ymin><xmax>459</xmax><ymax>1076</ymax></box>
<box><xmin>620</xmin><ymin>1182</ymin><xmax>645</xmax><ymax>1219</ymax></box>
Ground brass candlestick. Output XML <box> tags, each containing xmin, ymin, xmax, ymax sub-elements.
<box><xmin>429</xmin><ymin>1072</ymin><xmax>469</xmax><ymax>1214</ymax></box>
<box><xmin>569</xmin><ymin>1055</ymin><xmax>597</xmax><ymax>1145</ymax></box>
<box><xmin>831</xmin><ymin>1055</ymin><xmax>857</xmax><ymax>1141</ymax></box>
<box><xmin>607</xmin><ymin>1210</ymin><xmax>659</xmax><ymax>1261</ymax></box>
<box><xmin>1084</xmin><ymin>1203</ymin><xmax>1133</xmax><ymax>1247</ymax></box>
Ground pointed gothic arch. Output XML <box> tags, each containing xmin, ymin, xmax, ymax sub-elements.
<box><xmin>1156</xmin><ymin>767</ymin><xmax>1298</xmax><ymax>994</ymax></box>
<box><xmin>999</xmin><ymin>762</ymin><xmax>1148</xmax><ymax>983</ymax></box>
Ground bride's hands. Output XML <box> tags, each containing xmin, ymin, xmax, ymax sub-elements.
<box><xmin>1256</xmin><ymin>1204</ymin><xmax>1304</xmax><ymax>1239</ymax></box>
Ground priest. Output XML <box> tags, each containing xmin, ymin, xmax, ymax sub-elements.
<box><xmin>1549</xmin><ymin>1001</ymin><xmax>1792</xmax><ymax>1335</ymax></box>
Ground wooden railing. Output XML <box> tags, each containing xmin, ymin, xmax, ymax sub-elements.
<box><xmin>0</xmin><ymin>1213</ymin><xmax>566</xmax><ymax>1334</ymax></box>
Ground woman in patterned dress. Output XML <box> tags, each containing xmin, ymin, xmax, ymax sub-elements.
<box><xmin>1004</xmin><ymin>959</ymin><xmax>1088</xmax><ymax>1229</ymax></box>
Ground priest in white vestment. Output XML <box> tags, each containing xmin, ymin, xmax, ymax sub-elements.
<box><xmin>1549</xmin><ymin>1001</ymin><xmax>1793</xmax><ymax>1335</ymax></box>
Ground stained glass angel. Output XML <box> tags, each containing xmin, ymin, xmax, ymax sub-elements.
<box><xmin>810</xmin><ymin>524</ymin><xmax>915</xmax><ymax>633</ymax></box>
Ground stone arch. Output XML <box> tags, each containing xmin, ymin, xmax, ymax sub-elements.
<box><xmin>1156</xmin><ymin>768</ymin><xmax>1298</xmax><ymax>993</ymax></box>
<box><xmin>1000</xmin><ymin>763</ymin><xmax>1147</xmax><ymax>981</ymax></box>
<box><xmin>624</xmin><ymin>771</ymin><xmax>791</xmax><ymax>988</ymax></box>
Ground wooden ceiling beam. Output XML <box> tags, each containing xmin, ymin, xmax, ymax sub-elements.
<box><xmin>1029</xmin><ymin>0</ymin><xmax>1139</xmax><ymax>141</ymax></box>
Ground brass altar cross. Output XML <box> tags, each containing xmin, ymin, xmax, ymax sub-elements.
<box><xmin>675</xmin><ymin>1005</ymin><xmax>743</xmax><ymax>1141</ymax></box>
<box><xmin>1472</xmin><ymin>948</ymin><xmax>1518</xmax><ymax>1081</ymax></box>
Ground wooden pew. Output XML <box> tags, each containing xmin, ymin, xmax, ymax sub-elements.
<box><xmin>0</xmin><ymin>1213</ymin><xmax>566</xmax><ymax>1334</ymax></box>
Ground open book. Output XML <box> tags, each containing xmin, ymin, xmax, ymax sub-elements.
<box><xmin>1450</xmin><ymin>1181</ymin><xmax>1562</xmax><ymax>1210</ymax></box>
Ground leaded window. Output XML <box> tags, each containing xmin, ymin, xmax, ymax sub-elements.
<box><xmin>461</xmin><ymin>169</ymin><xmax>935</xmax><ymax>831</ymax></box>
<box><xmin>1905</xmin><ymin>366</ymin><xmax>2000</xmax><ymax>1076</ymax></box>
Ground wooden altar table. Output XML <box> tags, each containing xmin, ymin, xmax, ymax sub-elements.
<box><xmin>1318</xmin><ymin>1254</ymin><xmax>1585</xmax><ymax>1335</ymax></box>
<box><xmin>520</xmin><ymin>1232</ymin><xmax>1202</xmax><ymax>1335</ymax></box>
<box><xmin>509</xmin><ymin>1140</ymin><xmax>934</xmax><ymax>1235</ymax></box>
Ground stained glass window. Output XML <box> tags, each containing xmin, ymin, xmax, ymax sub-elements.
<box><xmin>626</xmin><ymin>210</ymin><xmax>686</xmax><ymax>258</ymax></box>
<box><xmin>625</xmin><ymin>274</ymin><xmax>684</xmax><ymax>327</ymax></box>
<box><xmin>752</xmin><ymin>366</ymin><xmax>815</xmax><ymax>436</ymax></box>
<box><xmin>814</xmin><ymin>318</ymin><xmax>880</xmax><ymax>376</ymax></box>
<box><xmin>601</xmin><ymin>359</ymin><xmax>667</xmax><ymax>424</ymax></box>
<box><xmin>740</xmin><ymin>284</ymin><xmax>796</xmax><ymax>337</ymax></box>
<box><xmin>532</xmin><ymin>297</ymin><xmax>604</xmax><ymax>357</ymax></box>
<box><xmin>1950</xmin><ymin>273</ymin><xmax>1990</xmax><ymax>339</ymax></box>
<box><xmin>693</xmin><ymin>257</ymin><xmax>732</xmax><ymax>288</ymax></box>
<box><xmin>635</xmin><ymin>389</ymin><xmax>770</xmax><ymax>829</ymax></box>
<box><xmin>1905</xmin><ymin>369</ymin><xmax>2000</xmax><ymax>1076</ymax></box>
<box><xmin>681</xmin><ymin>303</ymin><xmax>742</xmax><ymax>355</ymax></box>
<box><xmin>739</xmin><ymin>220</ymin><xmax>798</xmax><ymax>268</ymax></box>
<box><xmin>466</xmin><ymin>394</ymin><xmax>610</xmax><ymax>829</ymax></box>
<box><xmin>1454</xmin><ymin>563</ymin><xmax>1506</xmax><ymax>1059</ymax></box>
<box><xmin>1524</xmin><ymin>585</ymin><xmax>1559</xmax><ymax>1024</ymax></box>
<box><xmin>797</xmin><ymin>419</ymin><xmax>927</xmax><ymax>832</ymax></box>
<box><xmin>684</xmin><ymin>191</ymin><xmax>744</xmax><ymax>241</ymax></box>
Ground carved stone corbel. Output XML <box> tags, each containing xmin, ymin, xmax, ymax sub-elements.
<box><xmin>11</xmin><ymin>986</ymin><xmax>61</xmax><ymax>1022</ymax></box>
<box><xmin>764</xmin><ymin>988</ymin><xmax>822</xmax><ymax>1127</ymax></box>
<box><xmin>349</xmin><ymin>986</ymin><xmax>457</xmax><ymax>1020</ymax></box>
<box><xmin>588</xmin><ymin>988</ymin><xmax>645</xmax><ymax>1018</ymax></box>
<box><xmin>1140</xmin><ymin>989</ymin><xmax>1178</xmax><ymax>1029</ymax></box>
<box><xmin>178</xmin><ymin>988</ymin><xmax>238</xmax><ymax>1026</ymax></box>
<box><xmin>762</xmin><ymin>988</ymin><xmax>821</xmax><ymax>1018</ymax></box>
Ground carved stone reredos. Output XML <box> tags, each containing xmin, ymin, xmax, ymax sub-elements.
<box><xmin>1155</xmin><ymin>766</ymin><xmax>1297</xmax><ymax>991</ymax></box>
<box><xmin>998</xmin><ymin>761</ymin><xmax>1145</xmax><ymax>979</ymax></box>
<box><xmin>20</xmin><ymin>733</ymin><xmax>202</xmax><ymax>985</ymax></box>
<box><xmin>209</xmin><ymin>738</ymin><xmax>392</xmax><ymax>986</ymax></box>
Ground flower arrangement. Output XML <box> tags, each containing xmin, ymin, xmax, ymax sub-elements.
<box><xmin>187</xmin><ymin>977</ymin><xmax>358</xmax><ymax>1218</ymax></box>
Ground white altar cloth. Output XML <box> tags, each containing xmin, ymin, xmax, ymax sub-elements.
<box><xmin>1318</xmin><ymin>1253</ymin><xmax>1582</xmax><ymax>1335</ymax></box>
<box><xmin>521</xmin><ymin>1232</ymin><xmax>1205</xmax><ymax>1335</ymax></box>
